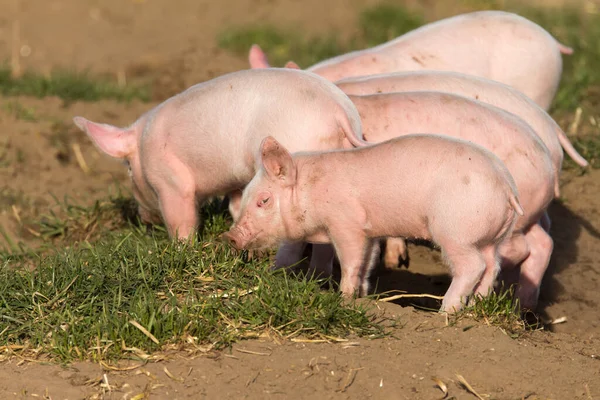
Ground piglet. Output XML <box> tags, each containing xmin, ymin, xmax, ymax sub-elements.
<box><xmin>249</xmin><ymin>10</ymin><xmax>573</xmax><ymax>110</ymax></box>
<box><xmin>73</xmin><ymin>68</ymin><xmax>365</xmax><ymax>240</ymax></box>
<box><xmin>225</xmin><ymin>135</ymin><xmax>523</xmax><ymax>312</ymax></box>
<box><xmin>350</xmin><ymin>92</ymin><xmax>557</xmax><ymax>310</ymax></box>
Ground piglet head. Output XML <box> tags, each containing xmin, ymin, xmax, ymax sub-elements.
<box><xmin>72</xmin><ymin>116</ymin><xmax>158</xmax><ymax>225</ymax></box>
<box><xmin>224</xmin><ymin>136</ymin><xmax>297</xmax><ymax>251</ymax></box>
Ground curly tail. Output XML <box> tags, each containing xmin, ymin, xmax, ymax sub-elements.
<box><xmin>509</xmin><ymin>194</ymin><xmax>525</xmax><ymax>217</ymax></box>
<box><xmin>339</xmin><ymin>115</ymin><xmax>370</xmax><ymax>148</ymax></box>
<box><xmin>557</xmin><ymin>41</ymin><xmax>574</xmax><ymax>55</ymax></box>
<box><xmin>555</xmin><ymin>126</ymin><xmax>589</xmax><ymax>167</ymax></box>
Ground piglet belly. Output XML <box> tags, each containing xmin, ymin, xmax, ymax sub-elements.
<box><xmin>363</xmin><ymin>199</ymin><xmax>431</xmax><ymax>240</ymax></box>
<box><xmin>305</xmin><ymin>231</ymin><xmax>332</xmax><ymax>244</ymax></box>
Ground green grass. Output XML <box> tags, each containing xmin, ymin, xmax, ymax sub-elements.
<box><xmin>358</xmin><ymin>4</ymin><xmax>424</xmax><ymax>47</ymax></box>
<box><xmin>0</xmin><ymin>65</ymin><xmax>150</xmax><ymax>104</ymax></box>
<box><xmin>218</xmin><ymin>4</ymin><xmax>423</xmax><ymax>68</ymax></box>
<box><xmin>218</xmin><ymin>26</ymin><xmax>346</xmax><ymax>68</ymax></box>
<box><xmin>0</xmin><ymin>195</ymin><xmax>386</xmax><ymax>363</ymax></box>
<box><xmin>2</xmin><ymin>101</ymin><xmax>38</xmax><ymax>122</ymax></box>
<box><xmin>450</xmin><ymin>287</ymin><xmax>527</xmax><ymax>337</ymax></box>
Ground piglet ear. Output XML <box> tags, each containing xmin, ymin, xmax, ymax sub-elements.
<box><xmin>260</xmin><ymin>136</ymin><xmax>297</xmax><ymax>185</ymax></box>
<box><xmin>248</xmin><ymin>44</ymin><xmax>271</xmax><ymax>69</ymax></box>
<box><xmin>284</xmin><ymin>61</ymin><xmax>301</xmax><ymax>70</ymax></box>
<box><xmin>73</xmin><ymin>116</ymin><xmax>135</xmax><ymax>159</ymax></box>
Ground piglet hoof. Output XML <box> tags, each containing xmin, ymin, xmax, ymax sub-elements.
<box><xmin>439</xmin><ymin>300</ymin><xmax>464</xmax><ymax>314</ymax></box>
<box><xmin>465</xmin><ymin>293</ymin><xmax>484</xmax><ymax>308</ymax></box>
<box><xmin>339</xmin><ymin>291</ymin><xmax>360</xmax><ymax>307</ymax></box>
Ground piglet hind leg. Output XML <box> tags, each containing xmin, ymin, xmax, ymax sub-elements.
<box><xmin>497</xmin><ymin>232</ymin><xmax>530</xmax><ymax>295</ymax></box>
<box><xmin>438</xmin><ymin>243</ymin><xmax>487</xmax><ymax>313</ymax></box>
<box><xmin>515</xmin><ymin>223</ymin><xmax>554</xmax><ymax>311</ymax></box>
<box><xmin>383</xmin><ymin>237</ymin><xmax>409</xmax><ymax>269</ymax></box>
<box><xmin>470</xmin><ymin>246</ymin><xmax>502</xmax><ymax>302</ymax></box>
<box><xmin>360</xmin><ymin>240</ymin><xmax>381</xmax><ymax>297</ymax></box>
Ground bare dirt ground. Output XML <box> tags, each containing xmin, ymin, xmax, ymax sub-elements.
<box><xmin>0</xmin><ymin>0</ymin><xmax>599</xmax><ymax>398</ymax></box>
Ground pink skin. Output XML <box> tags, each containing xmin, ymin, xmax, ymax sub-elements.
<box><xmin>249</xmin><ymin>10</ymin><xmax>573</xmax><ymax>110</ymax></box>
<box><xmin>337</xmin><ymin>71</ymin><xmax>589</xmax><ymax>169</ymax></box>
<box><xmin>225</xmin><ymin>135</ymin><xmax>523</xmax><ymax>313</ymax></box>
<box><xmin>350</xmin><ymin>92</ymin><xmax>556</xmax><ymax>310</ymax></box>
<box><xmin>73</xmin><ymin>68</ymin><xmax>366</xmax><ymax>240</ymax></box>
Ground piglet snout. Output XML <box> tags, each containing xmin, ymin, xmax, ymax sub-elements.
<box><xmin>223</xmin><ymin>227</ymin><xmax>246</xmax><ymax>250</ymax></box>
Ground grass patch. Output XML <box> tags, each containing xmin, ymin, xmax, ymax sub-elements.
<box><xmin>0</xmin><ymin>65</ymin><xmax>150</xmax><ymax>104</ymax></box>
<box><xmin>358</xmin><ymin>4</ymin><xmax>424</xmax><ymax>47</ymax></box>
<box><xmin>218</xmin><ymin>4</ymin><xmax>423</xmax><ymax>67</ymax></box>
<box><xmin>30</xmin><ymin>194</ymin><xmax>139</xmax><ymax>245</ymax></box>
<box><xmin>450</xmin><ymin>287</ymin><xmax>527</xmax><ymax>337</ymax></box>
<box><xmin>218</xmin><ymin>26</ymin><xmax>345</xmax><ymax>68</ymax></box>
<box><xmin>0</xmin><ymin>196</ymin><xmax>386</xmax><ymax>363</ymax></box>
<box><xmin>2</xmin><ymin>100</ymin><xmax>38</xmax><ymax>122</ymax></box>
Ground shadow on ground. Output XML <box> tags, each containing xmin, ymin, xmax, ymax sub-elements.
<box><xmin>537</xmin><ymin>199</ymin><xmax>600</xmax><ymax>329</ymax></box>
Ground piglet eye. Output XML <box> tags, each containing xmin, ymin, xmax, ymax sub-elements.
<box><xmin>257</xmin><ymin>196</ymin><xmax>270</xmax><ymax>207</ymax></box>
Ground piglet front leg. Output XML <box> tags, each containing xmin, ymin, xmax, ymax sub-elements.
<box><xmin>155</xmin><ymin>183</ymin><xmax>200</xmax><ymax>241</ymax></box>
<box><xmin>328</xmin><ymin>225</ymin><xmax>377</xmax><ymax>297</ymax></box>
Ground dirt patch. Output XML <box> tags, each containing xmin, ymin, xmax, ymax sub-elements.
<box><xmin>0</xmin><ymin>0</ymin><xmax>599</xmax><ymax>398</ymax></box>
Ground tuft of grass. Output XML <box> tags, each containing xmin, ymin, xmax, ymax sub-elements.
<box><xmin>358</xmin><ymin>4</ymin><xmax>424</xmax><ymax>47</ymax></box>
<box><xmin>32</xmin><ymin>194</ymin><xmax>140</xmax><ymax>244</ymax></box>
<box><xmin>0</xmin><ymin>196</ymin><xmax>386</xmax><ymax>363</ymax></box>
<box><xmin>0</xmin><ymin>64</ymin><xmax>150</xmax><ymax>104</ymax></box>
<box><xmin>450</xmin><ymin>286</ymin><xmax>527</xmax><ymax>337</ymax></box>
<box><xmin>2</xmin><ymin>101</ymin><xmax>38</xmax><ymax>122</ymax></box>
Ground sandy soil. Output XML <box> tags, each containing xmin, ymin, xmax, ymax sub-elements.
<box><xmin>0</xmin><ymin>0</ymin><xmax>599</xmax><ymax>399</ymax></box>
